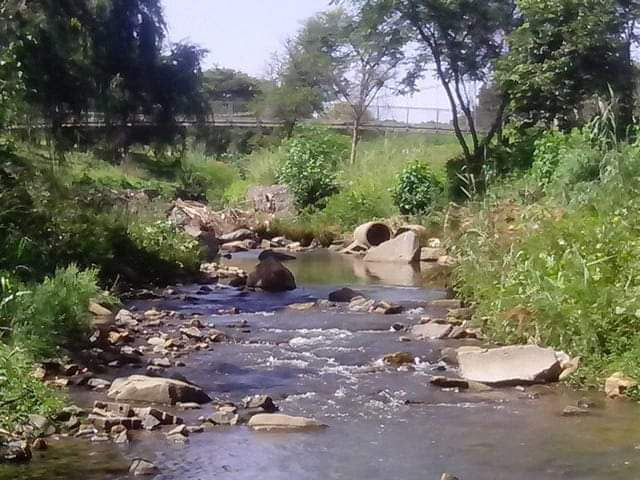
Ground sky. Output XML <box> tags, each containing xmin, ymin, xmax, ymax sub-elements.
<box><xmin>162</xmin><ymin>0</ymin><xmax>453</xmax><ymax>118</ymax></box>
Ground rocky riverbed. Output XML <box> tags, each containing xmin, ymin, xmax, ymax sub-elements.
<box><xmin>3</xmin><ymin>251</ymin><xmax>640</xmax><ymax>480</ymax></box>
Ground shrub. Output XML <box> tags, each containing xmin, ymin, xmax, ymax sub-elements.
<box><xmin>223</xmin><ymin>179</ymin><xmax>251</xmax><ymax>206</ymax></box>
<box><xmin>11</xmin><ymin>266</ymin><xmax>101</xmax><ymax>358</ymax></box>
<box><xmin>320</xmin><ymin>186</ymin><xmax>391</xmax><ymax>230</ymax></box>
<box><xmin>392</xmin><ymin>161</ymin><xmax>444</xmax><ymax>215</ymax></box>
<box><xmin>277</xmin><ymin>127</ymin><xmax>349</xmax><ymax>209</ymax></box>
<box><xmin>178</xmin><ymin>150</ymin><xmax>238</xmax><ymax>206</ymax></box>
<box><xmin>531</xmin><ymin>129</ymin><xmax>602</xmax><ymax>197</ymax></box>
<box><xmin>0</xmin><ymin>345</ymin><xmax>63</xmax><ymax>429</ymax></box>
<box><xmin>243</xmin><ymin>146</ymin><xmax>287</xmax><ymax>186</ymax></box>
<box><xmin>127</xmin><ymin>220</ymin><xmax>202</xmax><ymax>273</ymax></box>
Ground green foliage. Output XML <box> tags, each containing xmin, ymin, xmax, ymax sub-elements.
<box><xmin>242</xmin><ymin>146</ymin><xmax>288</xmax><ymax>186</ymax></box>
<box><xmin>128</xmin><ymin>221</ymin><xmax>201</xmax><ymax>272</ymax></box>
<box><xmin>320</xmin><ymin>186</ymin><xmax>390</xmax><ymax>230</ymax></box>
<box><xmin>454</xmin><ymin>128</ymin><xmax>640</xmax><ymax>388</ymax></box>
<box><xmin>0</xmin><ymin>345</ymin><xmax>63</xmax><ymax>430</ymax></box>
<box><xmin>223</xmin><ymin>180</ymin><xmax>251</xmax><ymax>206</ymax></box>
<box><xmin>11</xmin><ymin>266</ymin><xmax>100</xmax><ymax>358</ymax></box>
<box><xmin>277</xmin><ymin>127</ymin><xmax>349</xmax><ymax>209</ymax></box>
<box><xmin>392</xmin><ymin>161</ymin><xmax>444</xmax><ymax>215</ymax></box>
<box><xmin>496</xmin><ymin>0</ymin><xmax>628</xmax><ymax>129</ymax></box>
<box><xmin>530</xmin><ymin>130</ymin><xmax>575</xmax><ymax>187</ymax></box>
<box><xmin>178</xmin><ymin>150</ymin><xmax>238</xmax><ymax>206</ymax></box>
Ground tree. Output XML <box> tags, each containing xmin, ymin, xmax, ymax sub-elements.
<box><xmin>346</xmin><ymin>0</ymin><xmax>517</xmax><ymax>171</ymax></box>
<box><xmin>290</xmin><ymin>8</ymin><xmax>406</xmax><ymax>163</ymax></box>
<box><xmin>3</xmin><ymin>0</ymin><xmax>206</xmax><ymax>158</ymax></box>
<box><xmin>202</xmin><ymin>67</ymin><xmax>260</xmax><ymax>112</ymax></box>
<box><xmin>496</xmin><ymin>0</ymin><xmax>630</xmax><ymax>131</ymax></box>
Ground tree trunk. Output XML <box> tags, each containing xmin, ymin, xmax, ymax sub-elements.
<box><xmin>350</xmin><ymin>118</ymin><xmax>360</xmax><ymax>165</ymax></box>
<box><xmin>618</xmin><ymin>38</ymin><xmax>635</xmax><ymax>137</ymax></box>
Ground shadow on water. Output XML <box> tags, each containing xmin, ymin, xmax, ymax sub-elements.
<box><xmin>7</xmin><ymin>250</ymin><xmax>640</xmax><ymax>480</ymax></box>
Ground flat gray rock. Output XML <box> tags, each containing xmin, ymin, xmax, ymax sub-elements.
<box><xmin>364</xmin><ymin>232</ymin><xmax>419</xmax><ymax>264</ymax></box>
<box><xmin>411</xmin><ymin>323</ymin><xmax>453</xmax><ymax>340</ymax></box>
<box><xmin>458</xmin><ymin>345</ymin><xmax>562</xmax><ymax>386</ymax></box>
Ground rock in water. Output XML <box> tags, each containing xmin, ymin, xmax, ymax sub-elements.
<box><xmin>129</xmin><ymin>459</ymin><xmax>158</xmax><ymax>476</ymax></box>
<box><xmin>258</xmin><ymin>249</ymin><xmax>296</xmax><ymax>262</ymax></box>
<box><xmin>328</xmin><ymin>287</ymin><xmax>364</xmax><ymax>303</ymax></box>
<box><xmin>364</xmin><ymin>232</ymin><xmax>420</xmax><ymax>263</ymax></box>
<box><xmin>440</xmin><ymin>474</ymin><xmax>460</xmax><ymax>480</ymax></box>
<box><xmin>0</xmin><ymin>441</ymin><xmax>31</xmax><ymax>464</ymax></box>
<box><xmin>218</xmin><ymin>228</ymin><xmax>255</xmax><ymax>244</ymax></box>
<box><xmin>247</xmin><ymin>414</ymin><xmax>325</xmax><ymax>431</ymax></box>
<box><xmin>383</xmin><ymin>352</ymin><xmax>414</xmax><ymax>367</ymax></box>
<box><xmin>246</xmin><ymin>258</ymin><xmax>296</xmax><ymax>292</ymax></box>
<box><xmin>411</xmin><ymin>323</ymin><xmax>453</xmax><ymax>340</ymax></box>
<box><xmin>458</xmin><ymin>345</ymin><xmax>563</xmax><ymax>386</ymax></box>
<box><xmin>107</xmin><ymin>375</ymin><xmax>210</xmax><ymax>405</ymax></box>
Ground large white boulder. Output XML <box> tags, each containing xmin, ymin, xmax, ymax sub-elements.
<box><xmin>107</xmin><ymin>375</ymin><xmax>210</xmax><ymax>405</ymax></box>
<box><xmin>458</xmin><ymin>345</ymin><xmax>563</xmax><ymax>386</ymax></box>
<box><xmin>364</xmin><ymin>232</ymin><xmax>419</xmax><ymax>264</ymax></box>
<box><xmin>247</xmin><ymin>414</ymin><xmax>326</xmax><ymax>431</ymax></box>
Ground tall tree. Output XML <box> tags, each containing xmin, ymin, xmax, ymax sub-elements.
<box><xmin>496</xmin><ymin>0</ymin><xmax>629</xmax><ymax>131</ymax></box>
<box><xmin>292</xmin><ymin>8</ymin><xmax>406</xmax><ymax>163</ymax></box>
<box><xmin>345</xmin><ymin>0</ymin><xmax>517</xmax><ymax>170</ymax></box>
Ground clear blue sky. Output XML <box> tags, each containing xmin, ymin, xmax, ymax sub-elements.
<box><xmin>163</xmin><ymin>0</ymin><xmax>330</xmax><ymax>75</ymax></box>
<box><xmin>162</xmin><ymin>0</ymin><xmax>452</xmax><ymax>113</ymax></box>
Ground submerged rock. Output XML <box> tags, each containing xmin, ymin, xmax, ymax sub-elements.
<box><xmin>247</xmin><ymin>414</ymin><xmax>326</xmax><ymax>431</ymax></box>
<box><xmin>562</xmin><ymin>405</ymin><xmax>590</xmax><ymax>417</ymax></box>
<box><xmin>363</xmin><ymin>231</ymin><xmax>420</xmax><ymax>264</ymax></box>
<box><xmin>247</xmin><ymin>258</ymin><xmax>296</xmax><ymax>292</ymax></box>
<box><xmin>458</xmin><ymin>345</ymin><xmax>563</xmax><ymax>386</ymax></box>
<box><xmin>108</xmin><ymin>375</ymin><xmax>210</xmax><ymax>405</ymax></box>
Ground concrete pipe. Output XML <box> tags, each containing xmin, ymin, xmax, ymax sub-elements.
<box><xmin>353</xmin><ymin>222</ymin><xmax>392</xmax><ymax>248</ymax></box>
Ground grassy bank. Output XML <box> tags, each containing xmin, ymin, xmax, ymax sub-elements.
<box><xmin>451</xmin><ymin>125</ymin><xmax>640</xmax><ymax>391</ymax></box>
<box><xmin>239</xmin><ymin>131</ymin><xmax>460</xmax><ymax>242</ymax></box>
<box><xmin>0</xmin><ymin>143</ymin><xmax>209</xmax><ymax>429</ymax></box>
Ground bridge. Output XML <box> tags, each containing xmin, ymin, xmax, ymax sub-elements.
<box><xmin>7</xmin><ymin>103</ymin><xmax>470</xmax><ymax>134</ymax></box>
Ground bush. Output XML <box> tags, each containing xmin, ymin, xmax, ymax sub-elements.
<box><xmin>178</xmin><ymin>150</ymin><xmax>238</xmax><ymax>206</ymax></box>
<box><xmin>277</xmin><ymin>127</ymin><xmax>349</xmax><ymax>209</ymax></box>
<box><xmin>127</xmin><ymin>220</ymin><xmax>202</xmax><ymax>273</ymax></box>
<box><xmin>392</xmin><ymin>161</ymin><xmax>444</xmax><ymax>215</ymax></box>
<box><xmin>320</xmin><ymin>186</ymin><xmax>391</xmax><ymax>230</ymax></box>
<box><xmin>530</xmin><ymin>129</ymin><xmax>603</xmax><ymax>197</ymax></box>
<box><xmin>11</xmin><ymin>266</ymin><xmax>101</xmax><ymax>358</ymax></box>
<box><xmin>0</xmin><ymin>345</ymin><xmax>63</xmax><ymax>429</ymax></box>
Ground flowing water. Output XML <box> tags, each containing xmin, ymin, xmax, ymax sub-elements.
<box><xmin>5</xmin><ymin>251</ymin><xmax>640</xmax><ymax>480</ymax></box>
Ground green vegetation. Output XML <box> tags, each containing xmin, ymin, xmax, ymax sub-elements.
<box><xmin>0</xmin><ymin>345</ymin><xmax>64</xmax><ymax>430</ymax></box>
<box><xmin>453</xmin><ymin>118</ymin><xmax>640</xmax><ymax>389</ymax></box>
<box><xmin>276</xmin><ymin>127</ymin><xmax>349</xmax><ymax>209</ymax></box>
<box><xmin>392</xmin><ymin>161</ymin><xmax>444</xmax><ymax>215</ymax></box>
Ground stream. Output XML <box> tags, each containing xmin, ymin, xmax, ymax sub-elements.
<box><xmin>4</xmin><ymin>251</ymin><xmax>640</xmax><ymax>480</ymax></box>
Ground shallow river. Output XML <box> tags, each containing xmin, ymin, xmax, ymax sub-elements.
<box><xmin>5</xmin><ymin>251</ymin><xmax>640</xmax><ymax>480</ymax></box>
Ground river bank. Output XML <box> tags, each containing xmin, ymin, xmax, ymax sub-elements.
<box><xmin>3</xmin><ymin>250</ymin><xmax>640</xmax><ymax>480</ymax></box>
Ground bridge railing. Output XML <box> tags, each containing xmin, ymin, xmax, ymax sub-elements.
<box><xmin>5</xmin><ymin>102</ymin><xmax>468</xmax><ymax>133</ymax></box>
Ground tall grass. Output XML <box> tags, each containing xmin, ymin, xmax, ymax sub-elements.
<box><xmin>453</xmin><ymin>123</ymin><xmax>640</xmax><ymax>390</ymax></box>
